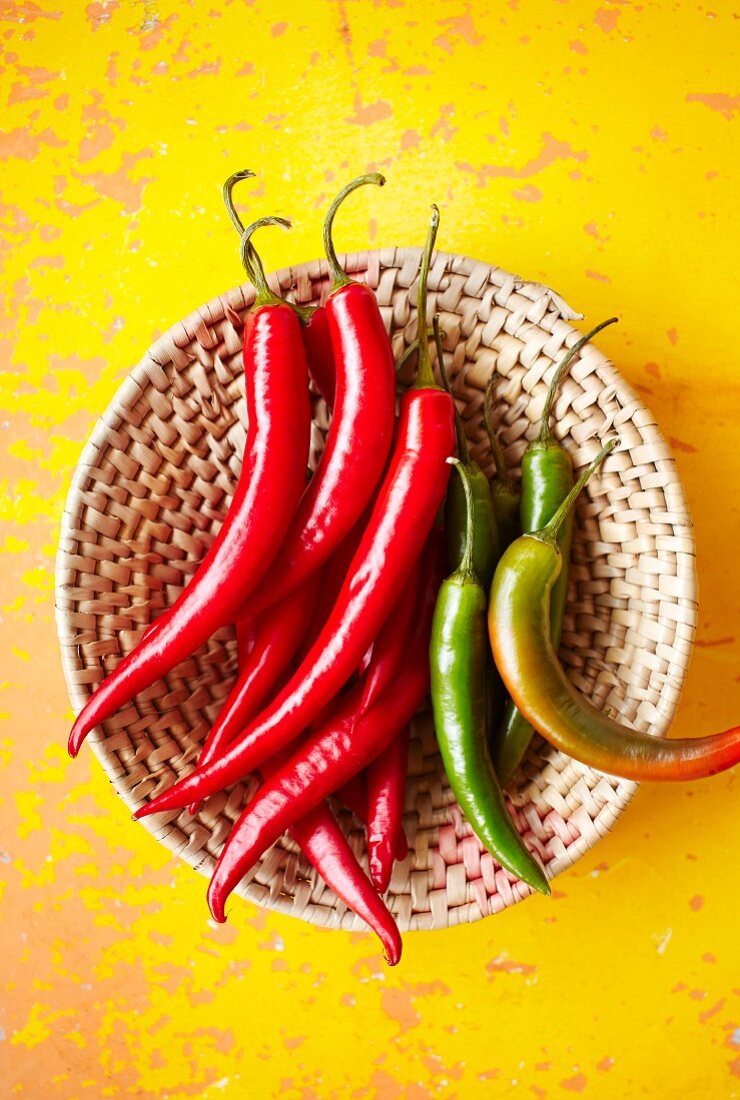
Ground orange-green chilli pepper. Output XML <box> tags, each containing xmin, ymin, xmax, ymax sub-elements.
<box><xmin>489</xmin><ymin>441</ymin><xmax>740</xmax><ymax>782</ymax></box>
<box><xmin>493</xmin><ymin>318</ymin><xmax>618</xmax><ymax>783</ymax></box>
<box><xmin>433</xmin><ymin>314</ymin><xmax>500</xmax><ymax>588</ymax></box>
<box><xmin>429</xmin><ymin>458</ymin><xmax>550</xmax><ymax>895</ymax></box>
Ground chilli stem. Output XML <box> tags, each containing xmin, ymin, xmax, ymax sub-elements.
<box><xmin>239</xmin><ymin>216</ymin><xmax>291</xmax><ymax>308</ymax></box>
<box><xmin>413</xmin><ymin>204</ymin><xmax>441</xmax><ymax>391</ymax></box>
<box><xmin>484</xmin><ymin>374</ymin><xmax>515</xmax><ymax>490</ymax></box>
<box><xmin>538</xmin><ymin>317</ymin><xmax>619</xmax><ymax>443</ymax></box>
<box><xmin>223</xmin><ymin>169</ymin><xmax>257</xmax><ymax>283</ymax></box>
<box><xmin>434</xmin><ymin>314</ymin><xmax>469</xmax><ymax>462</ymax></box>
<box><xmin>323</xmin><ymin>173</ymin><xmax>386</xmax><ymax>290</ymax></box>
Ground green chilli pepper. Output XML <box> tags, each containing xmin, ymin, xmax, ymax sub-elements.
<box><xmin>430</xmin><ymin>458</ymin><xmax>550</xmax><ymax>896</ymax></box>
<box><xmin>483</xmin><ymin>375</ymin><xmax>520</xmax><ymax>550</ymax></box>
<box><xmin>434</xmin><ymin>315</ymin><xmax>500</xmax><ymax>589</ymax></box>
<box><xmin>492</xmin><ymin>317</ymin><xmax>618</xmax><ymax>785</ymax></box>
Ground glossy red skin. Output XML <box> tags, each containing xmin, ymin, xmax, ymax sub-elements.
<box><xmin>359</xmin><ymin>569</ymin><xmax>421</xmax><ymax>713</ymax></box>
<box><xmin>367</xmin><ymin>726</ymin><xmax>411</xmax><ymax>893</ymax></box>
<box><xmin>335</xmin><ymin>773</ymin><xmax>368</xmax><ymax>821</ymax></box>
<box><xmin>133</xmin><ymin>387</ymin><xmax>456</xmax><ymax>817</ymax></box>
<box><xmin>205</xmin><ymin>546</ymin><xmax>443</xmax><ymax>923</ymax></box>
<box><xmin>68</xmin><ymin>304</ymin><xmax>311</xmax><ymax>757</ymax></box>
<box><xmin>244</xmin><ymin>282</ymin><xmax>396</xmax><ymax>618</ymax></box>
<box><xmin>356</xmin><ymin>567</ymin><xmax>423</xmax><ymax>887</ymax></box>
<box><xmin>335</xmin><ymin>772</ymin><xmax>408</xmax><ymax>864</ymax></box>
<box><xmin>233</xmin><ymin>623</ymin><xmax>401</xmax><ymax>964</ymax></box>
<box><xmin>293</xmin><ymin>516</ymin><xmax>368</xmax><ymax>668</ymax></box>
<box><xmin>194</xmin><ymin>579</ymin><xmax>320</xmax><ymax>774</ymax></box>
<box><xmin>301</xmin><ymin>306</ymin><xmax>336</xmax><ymax>408</ymax></box>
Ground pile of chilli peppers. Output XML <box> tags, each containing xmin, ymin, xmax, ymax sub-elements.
<box><xmin>67</xmin><ymin>171</ymin><xmax>740</xmax><ymax>964</ymax></box>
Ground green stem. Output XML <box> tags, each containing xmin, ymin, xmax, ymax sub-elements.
<box><xmin>434</xmin><ymin>314</ymin><xmax>469</xmax><ymax>463</ymax></box>
<box><xmin>483</xmin><ymin>374</ymin><xmax>516</xmax><ymax>490</ymax></box>
<box><xmin>395</xmin><ymin>330</ymin><xmax>436</xmax><ymax>375</ymax></box>
<box><xmin>448</xmin><ymin>457</ymin><xmax>476</xmax><ymax>577</ymax></box>
<box><xmin>540</xmin><ymin>438</ymin><xmax>617</xmax><ymax>542</ymax></box>
<box><xmin>538</xmin><ymin>317</ymin><xmax>619</xmax><ymax>444</ymax></box>
<box><xmin>323</xmin><ymin>173</ymin><xmax>386</xmax><ymax>290</ymax></box>
<box><xmin>239</xmin><ymin>216</ymin><xmax>291</xmax><ymax>308</ymax></box>
<box><xmin>413</xmin><ymin>205</ymin><xmax>441</xmax><ymax>391</ymax></box>
<box><xmin>223</xmin><ymin>169</ymin><xmax>257</xmax><ymax>282</ymax></box>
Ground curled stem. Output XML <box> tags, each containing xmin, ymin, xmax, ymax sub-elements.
<box><xmin>538</xmin><ymin>317</ymin><xmax>619</xmax><ymax>443</ymax></box>
<box><xmin>323</xmin><ymin>173</ymin><xmax>386</xmax><ymax>290</ymax></box>
<box><xmin>223</xmin><ymin>169</ymin><xmax>257</xmax><ymax>282</ymax></box>
<box><xmin>239</xmin><ymin>216</ymin><xmax>291</xmax><ymax>308</ymax></box>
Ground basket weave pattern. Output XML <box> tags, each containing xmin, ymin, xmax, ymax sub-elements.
<box><xmin>55</xmin><ymin>249</ymin><xmax>697</xmax><ymax>931</ymax></box>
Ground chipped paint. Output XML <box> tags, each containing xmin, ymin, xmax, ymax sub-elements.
<box><xmin>0</xmin><ymin>0</ymin><xmax>739</xmax><ymax>1096</ymax></box>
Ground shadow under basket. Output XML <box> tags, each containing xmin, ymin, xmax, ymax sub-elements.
<box><xmin>55</xmin><ymin>248</ymin><xmax>697</xmax><ymax>932</ymax></box>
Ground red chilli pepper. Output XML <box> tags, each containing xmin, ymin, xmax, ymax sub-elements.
<box><xmin>232</xmin><ymin>618</ymin><xmax>401</xmax><ymax>963</ymax></box>
<box><xmin>68</xmin><ymin>216</ymin><xmax>311</xmax><ymax>758</ymax></box>
<box><xmin>133</xmin><ymin>204</ymin><xmax>455</xmax><ymax>819</ymax></box>
<box><xmin>223</xmin><ymin>169</ymin><xmax>336</xmax><ymax>408</ymax></box>
<box><xmin>334</xmin><ymin>774</ymin><xmax>408</xmax><ymax>865</ymax></box>
<box><xmin>354</xmin><ymin>562</ymin><xmax>423</xmax><ymax>889</ymax></box>
<box><xmin>366</xmin><ymin>727</ymin><xmax>411</xmax><ymax>893</ymax></box>
<box><xmin>205</xmin><ymin>533</ymin><xmax>443</xmax><ymax>922</ymax></box>
<box><xmin>243</xmin><ymin>173</ymin><xmax>395</xmax><ymax>618</ymax></box>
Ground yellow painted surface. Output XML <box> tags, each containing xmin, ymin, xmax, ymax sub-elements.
<box><xmin>1</xmin><ymin>1</ymin><xmax>739</xmax><ymax>1096</ymax></box>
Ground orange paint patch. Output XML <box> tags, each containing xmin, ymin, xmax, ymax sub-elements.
<box><xmin>380</xmin><ymin>987</ymin><xmax>421</xmax><ymax>1033</ymax></box>
<box><xmin>699</xmin><ymin>999</ymin><xmax>725</xmax><ymax>1025</ymax></box>
<box><xmin>512</xmin><ymin>184</ymin><xmax>543</xmax><ymax>202</ymax></box>
<box><xmin>689</xmin><ymin>895</ymin><xmax>705</xmax><ymax>911</ymax></box>
<box><xmin>72</xmin><ymin>150</ymin><xmax>154</xmax><ymax>212</ymax></box>
<box><xmin>561</xmin><ymin>1071</ymin><xmax>588</xmax><ymax>1091</ymax></box>
<box><xmin>345</xmin><ymin>95</ymin><xmax>393</xmax><ymax>127</ymax></box>
<box><xmin>594</xmin><ymin>8</ymin><xmax>620</xmax><ymax>33</ymax></box>
<box><xmin>586</xmin><ymin>269</ymin><xmax>611</xmax><ymax>282</ymax></box>
<box><xmin>434</xmin><ymin>11</ymin><xmax>484</xmax><ymax>55</ymax></box>
<box><xmin>85</xmin><ymin>1</ymin><xmax>118</xmax><ymax>31</ymax></box>
<box><xmin>686</xmin><ymin>92</ymin><xmax>740</xmax><ymax>121</ymax></box>
<box><xmin>0</xmin><ymin>125</ymin><xmax>66</xmax><ymax>161</ymax></box>
<box><xmin>458</xmin><ymin>131</ymin><xmax>587</xmax><ymax>187</ymax></box>
<box><xmin>486</xmin><ymin>956</ymin><xmax>537</xmax><ymax>976</ymax></box>
<box><xmin>669</xmin><ymin>436</ymin><xmax>697</xmax><ymax>454</ymax></box>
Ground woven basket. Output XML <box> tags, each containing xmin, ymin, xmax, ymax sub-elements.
<box><xmin>55</xmin><ymin>248</ymin><xmax>697</xmax><ymax>932</ymax></box>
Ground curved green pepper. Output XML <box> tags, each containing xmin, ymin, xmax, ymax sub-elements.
<box><xmin>430</xmin><ymin>459</ymin><xmax>550</xmax><ymax>895</ymax></box>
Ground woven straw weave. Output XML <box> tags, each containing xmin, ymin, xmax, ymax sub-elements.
<box><xmin>55</xmin><ymin>249</ymin><xmax>697</xmax><ymax>932</ymax></box>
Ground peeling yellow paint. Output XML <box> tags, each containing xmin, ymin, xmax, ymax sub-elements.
<box><xmin>1</xmin><ymin>1</ymin><xmax>739</xmax><ymax>1097</ymax></box>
